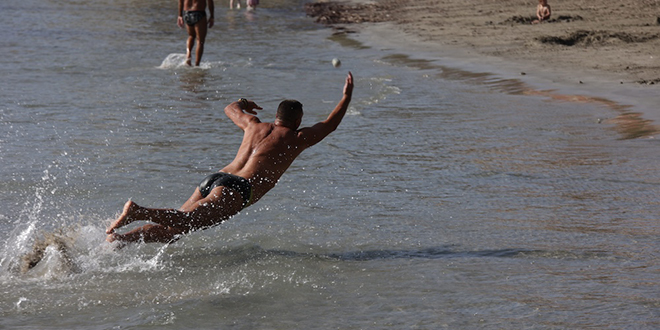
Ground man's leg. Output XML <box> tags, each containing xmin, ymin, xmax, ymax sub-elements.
<box><xmin>194</xmin><ymin>17</ymin><xmax>208</xmax><ymax>66</ymax></box>
<box><xmin>107</xmin><ymin>200</ymin><xmax>185</xmax><ymax>233</ymax></box>
<box><xmin>107</xmin><ymin>223</ymin><xmax>187</xmax><ymax>243</ymax></box>
<box><xmin>106</xmin><ymin>186</ymin><xmax>245</xmax><ymax>243</ymax></box>
<box><xmin>185</xmin><ymin>25</ymin><xmax>197</xmax><ymax>66</ymax></box>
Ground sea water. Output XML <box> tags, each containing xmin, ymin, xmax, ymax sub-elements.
<box><xmin>1</xmin><ymin>0</ymin><xmax>659</xmax><ymax>329</ymax></box>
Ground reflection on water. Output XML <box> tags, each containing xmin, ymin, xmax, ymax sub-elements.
<box><xmin>380</xmin><ymin>53</ymin><xmax>659</xmax><ymax>139</ymax></box>
<box><xmin>608</xmin><ymin>111</ymin><xmax>659</xmax><ymax>139</ymax></box>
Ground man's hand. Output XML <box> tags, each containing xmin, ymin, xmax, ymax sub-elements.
<box><xmin>343</xmin><ymin>71</ymin><xmax>354</xmax><ymax>97</ymax></box>
<box><xmin>243</xmin><ymin>100</ymin><xmax>263</xmax><ymax>115</ymax></box>
<box><xmin>209</xmin><ymin>17</ymin><xmax>215</xmax><ymax>28</ymax></box>
<box><xmin>177</xmin><ymin>16</ymin><xmax>184</xmax><ymax>28</ymax></box>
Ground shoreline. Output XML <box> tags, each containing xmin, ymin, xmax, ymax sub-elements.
<box><xmin>305</xmin><ymin>0</ymin><xmax>660</xmax><ymax>138</ymax></box>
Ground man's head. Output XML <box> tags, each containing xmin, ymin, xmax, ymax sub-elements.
<box><xmin>276</xmin><ymin>100</ymin><xmax>303</xmax><ymax>128</ymax></box>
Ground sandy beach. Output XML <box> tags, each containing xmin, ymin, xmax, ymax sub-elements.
<box><xmin>306</xmin><ymin>0</ymin><xmax>660</xmax><ymax>135</ymax></box>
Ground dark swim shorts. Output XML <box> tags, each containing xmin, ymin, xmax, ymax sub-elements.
<box><xmin>183</xmin><ymin>10</ymin><xmax>206</xmax><ymax>26</ymax></box>
<box><xmin>199</xmin><ymin>172</ymin><xmax>253</xmax><ymax>208</ymax></box>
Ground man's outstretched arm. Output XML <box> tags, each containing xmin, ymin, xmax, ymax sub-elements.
<box><xmin>299</xmin><ymin>72</ymin><xmax>354</xmax><ymax>146</ymax></box>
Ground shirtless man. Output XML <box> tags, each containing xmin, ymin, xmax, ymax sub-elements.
<box><xmin>177</xmin><ymin>0</ymin><xmax>215</xmax><ymax>66</ymax></box>
<box><xmin>106</xmin><ymin>72</ymin><xmax>354</xmax><ymax>244</ymax></box>
<box><xmin>533</xmin><ymin>0</ymin><xmax>551</xmax><ymax>24</ymax></box>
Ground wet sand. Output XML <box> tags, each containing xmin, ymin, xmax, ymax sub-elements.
<box><xmin>305</xmin><ymin>0</ymin><xmax>660</xmax><ymax>133</ymax></box>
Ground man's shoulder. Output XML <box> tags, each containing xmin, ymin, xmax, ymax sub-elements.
<box><xmin>244</xmin><ymin>116</ymin><xmax>264</xmax><ymax>126</ymax></box>
<box><xmin>245</xmin><ymin>121</ymin><xmax>275</xmax><ymax>136</ymax></box>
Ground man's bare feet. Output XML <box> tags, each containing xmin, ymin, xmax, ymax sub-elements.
<box><xmin>185</xmin><ymin>48</ymin><xmax>192</xmax><ymax>66</ymax></box>
<box><xmin>106</xmin><ymin>200</ymin><xmax>139</xmax><ymax>234</ymax></box>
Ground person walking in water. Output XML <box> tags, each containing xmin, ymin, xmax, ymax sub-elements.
<box><xmin>177</xmin><ymin>0</ymin><xmax>215</xmax><ymax>66</ymax></box>
<box><xmin>106</xmin><ymin>72</ymin><xmax>354</xmax><ymax>244</ymax></box>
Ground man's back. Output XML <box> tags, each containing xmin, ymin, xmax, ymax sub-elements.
<box><xmin>221</xmin><ymin>73</ymin><xmax>353</xmax><ymax>203</ymax></box>
<box><xmin>222</xmin><ymin>121</ymin><xmax>308</xmax><ymax>203</ymax></box>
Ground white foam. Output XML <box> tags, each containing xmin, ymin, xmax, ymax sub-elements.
<box><xmin>27</xmin><ymin>245</ymin><xmax>70</xmax><ymax>279</ymax></box>
<box><xmin>158</xmin><ymin>53</ymin><xmax>188</xmax><ymax>69</ymax></box>
<box><xmin>158</xmin><ymin>53</ymin><xmax>226</xmax><ymax>70</ymax></box>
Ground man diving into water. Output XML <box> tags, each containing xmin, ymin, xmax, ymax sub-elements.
<box><xmin>106</xmin><ymin>72</ymin><xmax>354</xmax><ymax>244</ymax></box>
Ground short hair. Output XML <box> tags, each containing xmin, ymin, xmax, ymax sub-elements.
<box><xmin>276</xmin><ymin>100</ymin><xmax>303</xmax><ymax>124</ymax></box>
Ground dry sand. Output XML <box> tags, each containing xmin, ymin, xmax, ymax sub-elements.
<box><xmin>305</xmin><ymin>0</ymin><xmax>660</xmax><ymax>137</ymax></box>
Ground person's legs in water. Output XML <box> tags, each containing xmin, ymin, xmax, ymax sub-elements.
<box><xmin>107</xmin><ymin>222</ymin><xmax>187</xmax><ymax>244</ymax></box>
<box><xmin>193</xmin><ymin>16</ymin><xmax>208</xmax><ymax>66</ymax></box>
<box><xmin>185</xmin><ymin>23</ymin><xmax>197</xmax><ymax>66</ymax></box>
<box><xmin>106</xmin><ymin>185</ymin><xmax>244</xmax><ymax>243</ymax></box>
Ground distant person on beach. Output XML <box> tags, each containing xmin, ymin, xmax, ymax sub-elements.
<box><xmin>177</xmin><ymin>0</ymin><xmax>215</xmax><ymax>66</ymax></box>
<box><xmin>229</xmin><ymin>0</ymin><xmax>258</xmax><ymax>11</ymax></box>
<box><xmin>532</xmin><ymin>0</ymin><xmax>551</xmax><ymax>24</ymax></box>
<box><xmin>106</xmin><ymin>72</ymin><xmax>354</xmax><ymax>244</ymax></box>
<box><xmin>246</xmin><ymin>0</ymin><xmax>259</xmax><ymax>11</ymax></box>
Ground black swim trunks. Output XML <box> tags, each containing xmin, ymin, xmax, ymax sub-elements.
<box><xmin>183</xmin><ymin>10</ymin><xmax>206</xmax><ymax>26</ymax></box>
<box><xmin>199</xmin><ymin>172</ymin><xmax>253</xmax><ymax>208</ymax></box>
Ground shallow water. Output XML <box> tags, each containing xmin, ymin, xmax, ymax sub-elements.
<box><xmin>1</xmin><ymin>0</ymin><xmax>659</xmax><ymax>329</ymax></box>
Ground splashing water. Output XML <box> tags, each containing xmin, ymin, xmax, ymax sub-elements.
<box><xmin>158</xmin><ymin>53</ymin><xmax>189</xmax><ymax>69</ymax></box>
<box><xmin>0</xmin><ymin>170</ymin><xmax>161</xmax><ymax>282</ymax></box>
<box><xmin>158</xmin><ymin>53</ymin><xmax>226</xmax><ymax>70</ymax></box>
